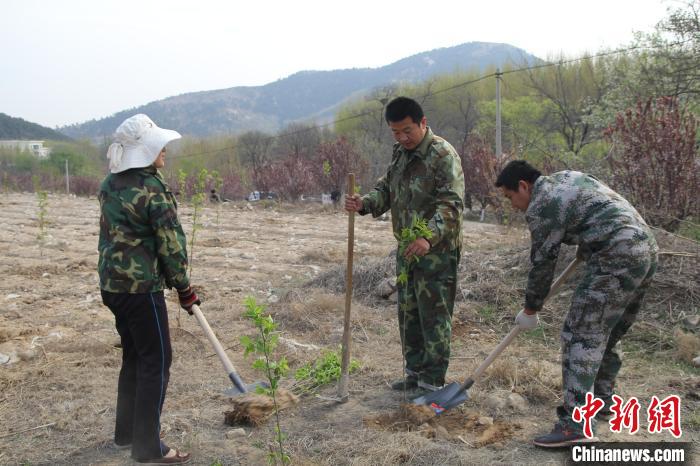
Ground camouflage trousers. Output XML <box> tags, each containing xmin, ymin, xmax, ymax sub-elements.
<box><xmin>559</xmin><ymin>232</ymin><xmax>658</xmax><ymax>432</ymax></box>
<box><xmin>397</xmin><ymin>248</ymin><xmax>460</xmax><ymax>387</ymax></box>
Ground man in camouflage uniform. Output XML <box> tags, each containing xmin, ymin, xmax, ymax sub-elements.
<box><xmin>99</xmin><ymin>114</ymin><xmax>197</xmax><ymax>464</ymax></box>
<box><xmin>496</xmin><ymin>160</ymin><xmax>657</xmax><ymax>447</ymax></box>
<box><xmin>346</xmin><ymin>97</ymin><xmax>464</xmax><ymax>392</ymax></box>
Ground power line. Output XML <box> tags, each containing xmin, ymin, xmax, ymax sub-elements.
<box><xmin>170</xmin><ymin>38</ymin><xmax>694</xmax><ymax>162</ymax></box>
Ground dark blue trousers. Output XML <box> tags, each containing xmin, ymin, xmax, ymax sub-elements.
<box><xmin>101</xmin><ymin>290</ymin><xmax>172</xmax><ymax>461</ymax></box>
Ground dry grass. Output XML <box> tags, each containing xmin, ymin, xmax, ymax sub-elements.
<box><xmin>305</xmin><ymin>253</ymin><xmax>395</xmax><ymax>304</ymax></box>
<box><xmin>272</xmin><ymin>289</ymin><xmax>344</xmax><ymax>338</ymax></box>
<box><xmin>300</xmin><ymin>245</ymin><xmax>346</xmax><ymax>264</ymax></box>
<box><xmin>675</xmin><ymin>329</ymin><xmax>700</xmax><ymax>364</ymax></box>
<box><xmin>481</xmin><ymin>357</ymin><xmax>561</xmax><ymax>403</ymax></box>
<box><xmin>273</xmin><ymin>287</ymin><xmax>390</xmax><ymax>348</ymax></box>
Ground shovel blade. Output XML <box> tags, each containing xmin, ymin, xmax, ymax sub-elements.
<box><xmin>411</xmin><ymin>382</ymin><xmax>469</xmax><ymax>413</ymax></box>
<box><xmin>223</xmin><ymin>381</ymin><xmax>269</xmax><ymax>397</ymax></box>
<box><xmin>439</xmin><ymin>390</ymin><xmax>469</xmax><ymax>410</ymax></box>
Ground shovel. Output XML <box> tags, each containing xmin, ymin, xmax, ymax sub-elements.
<box><xmin>190</xmin><ymin>303</ymin><xmax>266</xmax><ymax>396</ymax></box>
<box><xmin>413</xmin><ymin>256</ymin><xmax>582</xmax><ymax>413</ymax></box>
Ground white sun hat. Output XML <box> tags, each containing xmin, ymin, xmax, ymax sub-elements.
<box><xmin>106</xmin><ymin>114</ymin><xmax>182</xmax><ymax>174</ymax></box>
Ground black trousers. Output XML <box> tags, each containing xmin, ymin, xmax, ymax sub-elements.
<box><xmin>101</xmin><ymin>290</ymin><xmax>172</xmax><ymax>461</ymax></box>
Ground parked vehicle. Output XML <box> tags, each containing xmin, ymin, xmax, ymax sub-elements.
<box><xmin>247</xmin><ymin>191</ymin><xmax>278</xmax><ymax>201</ymax></box>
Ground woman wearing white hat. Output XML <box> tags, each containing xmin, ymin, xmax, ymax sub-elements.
<box><xmin>98</xmin><ymin>114</ymin><xmax>197</xmax><ymax>464</ymax></box>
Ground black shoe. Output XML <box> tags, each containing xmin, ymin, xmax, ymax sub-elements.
<box><xmin>533</xmin><ymin>423</ymin><xmax>598</xmax><ymax>448</ymax></box>
<box><xmin>390</xmin><ymin>377</ymin><xmax>418</xmax><ymax>391</ymax></box>
<box><xmin>410</xmin><ymin>380</ymin><xmax>446</xmax><ymax>398</ymax></box>
<box><xmin>417</xmin><ymin>380</ymin><xmax>444</xmax><ymax>392</ymax></box>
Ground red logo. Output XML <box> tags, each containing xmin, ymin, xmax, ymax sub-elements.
<box><xmin>608</xmin><ymin>395</ymin><xmax>640</xmax><ymax>434</ymax></box>
<box><xmin>572</xmin><ymin>392</ymin><xmax>604</xmax><ymax>438</ymax></box>
<box><xmin>573</xmin><ymin>393</ymin><xmax>683</xmax><ymax>438</ymax></box>
<box><xmin>647</xmin><ymin>395</ymin><xmax>682</xmax><ymax>438</ymax></box>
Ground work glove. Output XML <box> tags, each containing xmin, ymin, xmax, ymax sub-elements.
<box><xmin>515</xmin><ymin>309</ymin><xmax>539</xmax><ymax>330</ymax></box>
<box><xmin>177</xmin><ymin>286</ymin><xmax>201</xmax><ymax>315</ymax></box>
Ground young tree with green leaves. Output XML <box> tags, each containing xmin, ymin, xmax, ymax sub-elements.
<box><xmin>240</xmin><ymin>297</ymin><xmax>290</xmax><ymax>465</ymax></box>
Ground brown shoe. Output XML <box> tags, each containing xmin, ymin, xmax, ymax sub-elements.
<box><xmin>136</xmin><ymin>448</ymin><xmax>191</xmax><ymax>465</ymax></box>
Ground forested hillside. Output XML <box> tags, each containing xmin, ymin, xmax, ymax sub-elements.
<box><xmin>0</xmin><ymin>113</ymin><xmax>71</xmax><ymax>141</ymax></box>
<box><xmin>59</xmin><ymin>42</ymin><xmax>537</xmax><ymax>139</ymax></box>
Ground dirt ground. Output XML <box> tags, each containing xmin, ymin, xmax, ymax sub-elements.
<box><xmin>0</xmin><ymin>192</ymin><xmax>698</xmax><ymax>465</ymax></box>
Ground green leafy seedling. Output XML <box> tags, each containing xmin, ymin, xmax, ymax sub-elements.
<box><xmin>32</xmin><ymin>175</ymin><xmax>49</xmax><ymax>256</ymax></box>
<box><xmin>293</xmin><ymin>348</ymin><xmax>360</xmax><ymax>394</ymax></box>
<box><xmin>396</xmin><ymin>214</ymin><xmax>433</xmax><ymax>285</ymax></box>
<box><xmin>188</xmin><ymin>168</ymin><xmax>208</xmax><ymax>278</ymax></box>
<box><xmin>240</xmin><ymin>296</ymin><xmax>290</xmax><ymax>465</ymax></box>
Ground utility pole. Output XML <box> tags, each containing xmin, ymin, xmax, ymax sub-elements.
<box><xmin>65</xmin><ymin>159</ymin><xmax>70</xmax><ymax>194</ymax></box>
<box><xmin>495</xmin><ymin>68</ymin><xmax>503</xmax><ymax>157</ymax></box>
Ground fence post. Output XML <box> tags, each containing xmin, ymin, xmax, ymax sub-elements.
<box><xmin>65</xmin><ymin>159</ymin><xmax>70</xmax><ymax>194</ymax></box>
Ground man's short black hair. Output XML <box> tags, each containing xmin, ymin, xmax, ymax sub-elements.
<box><xmin>495</xmin><ymin>160</ymin><xmax>542</xmax><ymax>191</ymax></box>
<box><xmin>385</xmin><ymin>96</ymin><xmax>424</xmax><ymax>124</ymax></box>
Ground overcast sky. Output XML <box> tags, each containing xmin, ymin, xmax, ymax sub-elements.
<box><xmin>1</xmin><ymin>0</ymin><xmax>671</xmax><ymax>128</ymax></box>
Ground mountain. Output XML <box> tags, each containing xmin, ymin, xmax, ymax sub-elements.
<box><xmin>60</xmin><ymin>42</ymin><xmax>539</xmax><ymax>139</ymax></box>
<box><xmin>0</xmin><ymin>113</ymin><xmax>71</xmax><ymax>141</ymax></box>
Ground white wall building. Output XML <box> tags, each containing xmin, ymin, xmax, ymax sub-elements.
<box><xmin>0</xmin><ymin>140</ymin><xmax>51</xmax><ymax>158</ymax></box>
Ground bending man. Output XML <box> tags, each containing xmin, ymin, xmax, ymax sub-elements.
<box><xmin>496</xmin><ymin>160</ymin><xmax>657</xmax><ymax>447</ymax></box>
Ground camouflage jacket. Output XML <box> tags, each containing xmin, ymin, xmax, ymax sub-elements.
<box><xmin>525</xmin><ymin>171</ymin><xmax>656</xmax><ymax>311</ymax></box>
<box><xmin>359</xmin><ymin>128</ymin><xmax>465</xmax><ymax>252</ymax></box>
<box><xmin>98</xmin><ymin>167</ymin><xmax>190</xmax><ymax>293</ymax></box>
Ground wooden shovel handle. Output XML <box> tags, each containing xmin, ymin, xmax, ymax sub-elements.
<box><xmin>191</xmin><ymin>303</ymin><xmax>247</xmax><ymax>393</ymax></box>
<box><xmin>337</xmin><ymin>173</ymin><xmax>355</xmax><ymax>401</ymax></box>
<box><xmin>463</xmin><ymin>256</ymin><xmax>582</xmax><ymax>389</ymax></box>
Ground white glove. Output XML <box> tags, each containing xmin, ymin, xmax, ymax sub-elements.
<box><xmin>515</xmin><ymin>309</ymin><xmax>539</xmax><ymax>329</ymax></box>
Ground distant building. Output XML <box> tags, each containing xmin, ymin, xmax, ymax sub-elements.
<box><xmin>0</xmin><ymin>140</ymin><xmax>51</xmax><ymax>158</ymax></box>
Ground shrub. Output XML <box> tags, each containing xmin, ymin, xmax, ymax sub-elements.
<box><xmin>605</xmin><ymin>97</ymin><xmax>699</xmax><ymax>231</ymax></box>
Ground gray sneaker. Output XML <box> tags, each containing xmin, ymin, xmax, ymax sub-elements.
<box><xmin>533</xmin><ymin>422</ymin><xmax>598</xmax><ymax>448</ymax></box>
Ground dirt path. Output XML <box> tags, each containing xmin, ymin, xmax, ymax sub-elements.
<box><xmin>0</xmin><ymin>193</ymin><xmax>696</xmax><ymax>465</ymax></box>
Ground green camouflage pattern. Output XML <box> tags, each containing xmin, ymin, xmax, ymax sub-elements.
<box><xmin>559</xmin><ymin>247</ymin><xmax>657</xmax><ymax>432</ymax></box>
<box><xmin>98</xmin><ymin>167</ymin><xmax>190</xmax><ymax>293</ymax></box>
<box><xmin>359</xmin><ymin>127</ymin><xmax>465</xmax><ymax>253</ymax></box>
<box><xmin>397</xmin><ymin>249</ymin><xmax>460</xmax><ymax>386</ymax></box>
<box><xmin>523</xmin><ymin>170</ymin><xmax>658</xmax><ymax>433</ymax></box>
<box><xmin>524</xmin><ymin>171</ymin><xmax>656</xmax><ymax>311</ymax></box>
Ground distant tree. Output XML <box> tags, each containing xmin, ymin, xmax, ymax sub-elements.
<box><xmin>432</xmin><ymin>88</ymin><xmax>481</xmax><ymax>156</ymax></box>
<box><xmin>647</xmin><ymin>0</ymin><xmax>700</xmax><ymax>98</ymax></box>
<box><xmin>314</xmin><ymin>137</ymin><xmax>368</xmax><ymax>193</ymax></box>
<box><xmin>238</xmin><ymin>131</ymin><xmax>273</xmax><ymax>191</ymax></box>
<box><xmin>590</xmin><ymin>1</ymin><xmax>700</xmax><ymax>134</ymax></box>
<box><xmin>257</xmin><ymin>154</ymin><xmax>316</xmax><ymax>201</ymax></box>
<box><xmin>461</xmin><ymin>134</ymin><xmax>511</xmax><ymax>218</ymax></box>
<box><xmin>220</xmin><ymin>171</ymin><xmax>245</xmax><ymax>200</ymax></box>
<box><xmin>525</xmin><ymin>58</ymin><xmax>609</xmax><ymax>155</ymax></box>
<box><xmin>604</xmin><ymin>96</ymin><xmax>699</xmax><ymax>231</ymax></box>
<box><xmin>274</xmin><ymin>123</ymin><xmax>323</xmax><ymax>160</ymax></box>
<box><xmin>336</xmin><ymin>86</ymin><xmax>397</xmax><ymax>145</ymax></box>
<box><xmin>41</xmin><ymin>151</ymin><xmax>86</xmax><ymax>177</ymax></box>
